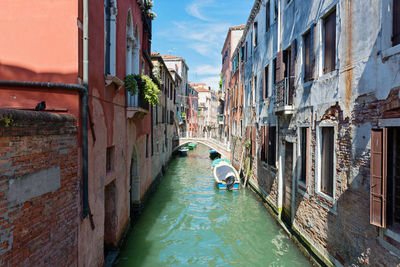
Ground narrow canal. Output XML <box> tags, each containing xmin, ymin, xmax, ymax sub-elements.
<box><xmin>116</xmin><ymin>144</ymin><xmax>311</xmax><ymax>266</ymax></box>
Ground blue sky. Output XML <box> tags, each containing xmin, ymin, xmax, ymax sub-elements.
<box><xmin>152</xmin><ymin>0</ymin><xmax>254</xmax><ymax>91</ymax></box>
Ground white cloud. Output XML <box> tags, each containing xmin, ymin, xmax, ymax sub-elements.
<box><xmin>198</xmin><ymin>75</ymin><xmax>220</xmax><ymax>92</ymax></box>
<box><xmin>168</xmin><ymin>21</ymin><xmax>229</xmax><ymax>58</ymax></box>
<box><xmin>185</xmin><ymin>0</ymin><xmax>214</xmax><ymax>21</ymax></box>
<box><xmin>193</xmin><ymin>64</ymin><xmax>221</xmax><ymax>76</ymax></box>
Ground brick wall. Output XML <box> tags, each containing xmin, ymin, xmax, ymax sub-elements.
<box><xmin>0</xmin><ymin>109</ymin><xmax>79</xmax><ymax>266</ymax></box>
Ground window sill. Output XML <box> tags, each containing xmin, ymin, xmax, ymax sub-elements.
<box><xmin>315</xmin><ymin>191</ymin><xmax>337</xmax><ymax>215</ymax></box>
<box><xmin>105</xmin><ymin>170</ymin><xmax>116</xmax><ymax>186</ymax></box>
<box><xmin>318</xmin><ymin>69</ymin><xmax>338</xmax><ymax>81</ymax></box>
<box><xmin>379</xmin><ymin>228</ymin><xmax>400</xmax><ymax>256</ymax></box>
<box><xmin>302</xmin><ymin>80</ymin><xmax>313</xmax><ymax>87</ymax></box>
<box><xmin>105</xmin><ymin>74</ymin><xmax>124</xmax><ymax>90</ymax></box>
<box><xmin>297</xmin><ymin>184</ymin><xmax>310</xmax><ymax>199</ymax></box>
<box><xmin>382</xmin><ymin>44</ymin><xmax>400</xmax><ymax>60</ymax></box>
<box><xmin>261</xmin><ymin>161</ymin><xmax>277</xmax><ymax>174</ymax></box>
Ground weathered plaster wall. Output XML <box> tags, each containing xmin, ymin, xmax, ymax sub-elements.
<box><xmin>232</xmin><ymin>0</ymin><xmax>400</xmax><ymax>265</ymax></box>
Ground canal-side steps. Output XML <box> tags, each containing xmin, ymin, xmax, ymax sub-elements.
<box><xmin>243</xmin><ymin>177</ymin><xmax>334</xmax><ymax>267</ymax></box>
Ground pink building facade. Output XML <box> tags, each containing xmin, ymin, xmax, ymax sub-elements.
<box><xmin>0</xmin><ymin>0</ymin><xmax>157</xmax><ymax>265</ymax></box>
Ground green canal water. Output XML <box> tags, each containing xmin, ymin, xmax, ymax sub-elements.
<box><xmin>116</xmin><ymin>144</ymin><xmax>311</xmax><ymax>267</ymax></box>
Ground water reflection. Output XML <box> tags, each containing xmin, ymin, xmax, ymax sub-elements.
<box><xmin>116</xmin><ymin>144</ymin><xmax>310</xmax><ymax>267</ymax></box>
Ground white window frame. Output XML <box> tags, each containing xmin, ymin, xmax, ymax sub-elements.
<box><xmin>315</xmin><ymin>120</ymin><xmax>337</xmax><ymax>203</ymax></box>
<box><xmin>297</xmin><ymin>124</ymin><xmax>311</xmax><ymax>196</ymax></box>
<box><xmin>105</xmin><ymin>0</ymin><xmax>117</xmax><ymax>76</ymax></box>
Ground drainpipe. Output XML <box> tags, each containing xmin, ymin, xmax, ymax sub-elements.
<box><xmin>82</xmin><ymin>0</ymin><xmax>89</xmax><ymax>219</ymax></box>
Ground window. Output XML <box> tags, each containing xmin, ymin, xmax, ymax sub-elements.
<box><xmin>263</xmin><ymin>65</ymin><xmax>269</xmax><ymax>99</ymax></box>
<box><xmin>266</xmin><ymin>0</ymin><xmax>270</xmax><ymax>30</ymax></box>
<box><xmin>323</xmin><ymin>8</ymin><xmax>336</xmax><ymax>74</ymax></box>
<box><xmin>267</xmin><ymin>126</ymin><xmax>276</xmax><ymax>166</ymax></box>
<box><xmin>253</xmin><ymin>22</ymin><xmax>258</xmax><ymax>47</ymax></box>
<box><xmin>105</xmin><ymin>0</ymin><xmax>117</xmax><ymax>75</ymax></box>
<box><xmin>254</xmin><ymin>76</ymin><xmax>257</xmax><ymax>105</ymax></box>
<box><xmin>370</xmin><ymin>127</ymin><xmax>400</xmax><ymax>230</ymax></box>
<box><xmin>274</xmin><ymin>0</ymin><xmax>278</xmax><ymax>21</ymax></box>
<box><xmin>303</xmin><ymin>27</ymin><xmax>315</xmax><ymax>82</ymax></box>
<box><xmin>106</xmin><ymin>146</ymin><xmax>114</xmax><ymax>173</ymax></box>
<box><xmin>156</xmin><ymin>106</ymin><xmax>158</xmax><ymax>124</ymax></box>
<box><xmin>273</xmin><ymin>57</ymin><xmax>277</xmax><ymax>86</ymax></box>
<box><xmin>245</xmin><ymin>41</ymin><xmax>248</xmax><ymax>61</ymax></box>
<box><xmin>241</xmin><ymin>46</ymin><xmax>245</xmax><ymax>61</ymax></box>
<box><xmin>320</xmin><ymin>126</ymin><xmax>334</xmax><ymax>197</ymax></box>
<box><xmin>299</xmin><ymin>127</ymin><xmax>310</xmax><ymax>185</ymax></box>
<box><xmin>261</xmin><ymin>126</ymin><xmax>276</xmax><ymax>166</ymax></box>
<box><xmin>146</xmin><ymin>135</ymin><xmax>149</xmax><ymax>158</ymax></box>
<box><xmin>393</xmin><ymin>0</ymin><xmax>400</xmax><ymax>46</ymax></box>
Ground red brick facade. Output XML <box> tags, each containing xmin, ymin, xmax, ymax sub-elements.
<box><xmin>0</xmin><ymin>109</ymin><xmax>79</xmax><ymax>266</ymax></box>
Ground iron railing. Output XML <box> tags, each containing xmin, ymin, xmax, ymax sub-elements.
<box><xmin>127</xmin><ymin>90</ymin><xmax>149</xmax><ymax>110</ymax></box>
<box><xmin>274</xmin><ymin>77</ymin><xmax>294</xmax><ymax>109</ymax></box>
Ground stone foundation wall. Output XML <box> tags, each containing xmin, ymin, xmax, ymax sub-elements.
<box><xmin>0</xmin><ymin>109</ymin><xmax>79</xmax><ymax>266</ymax></box>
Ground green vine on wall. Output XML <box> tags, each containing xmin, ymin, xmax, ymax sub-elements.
<box><xmin>142</xmin><ymin>75</ymin><xmax>161</xmax><ymax>106</ymax></box>
<box><xmin>124</xmin><ymin>74</ymin><xmax>140</xmax><ymax>96</ymax></box>
<box><xmin>244</xmin><ymin>139</ymin><xmax>251</xmax><ymax>149</ymax></box>
<box><xmin>0</xmin><ymin>115</ymin><xmax>14</xmax><ymax>127</ymax></box>
<box><xmin>124</xmin><ymin>74</ymin><xmax>161</xmax><ymax>106</ymax></box>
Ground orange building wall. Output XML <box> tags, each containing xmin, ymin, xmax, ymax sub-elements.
<box><xmin>0</xmin><ymin>0</ymin><xmax>79</xmax><ymax>83</ymax></box>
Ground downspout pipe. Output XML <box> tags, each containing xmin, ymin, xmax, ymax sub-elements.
<box><xmin>82</xmin><ymin>0</ymin><xmax>89</xmax><ymax>219</ymax></box>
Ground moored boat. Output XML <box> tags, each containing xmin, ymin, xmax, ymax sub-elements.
<box><xmin>212</xmin><ymin>161</ymin><xmax>240</xmax><ymax>190</ymax></box>
<box><xmin>178</xmin><ymin>147</ymin><xmax>189</xmax><ymax>156</ymax></box>
<box><xmin>212</xmin><ymin>158</ymin><xmax>232</xmax><ymax>168</ymax></box>
<box><xmin>188</xmin><ymin>143</ymin><xmax>197</xmax><ymax>149</ymax></box>
<box><xmin>209</xmin><ymin>149</ymin><xmax>220</xmax><ymax>160</ymax></box>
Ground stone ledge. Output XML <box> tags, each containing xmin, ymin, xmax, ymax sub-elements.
<box><xmin>0</xmin><ymin>109</ymin><xmax>77</xmax><ymax>137</ymax></box>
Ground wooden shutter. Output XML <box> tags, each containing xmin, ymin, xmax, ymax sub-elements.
<box><xmin>252</xmin><ymin>126</ymin><xmax>256</xmax><ymax>157</ymax></box>
<box><xmin>393</xmin><ymin>0</ymin><xmax>400</xmax><ymax>46</ymax></box>
<box><xmin>324</xmin><ymin>10</ymin><xmax>336</xmax><ymax>73</ymax></box>
<box><xmin>370</xmin><ymin>129</ymin><xmax>387</xmax><ymax>228</ymax></box>
<box><xmin>276</xmin><ymin>51</ymin><xmax>284</xmax><ymax>83</ymax></box>
<box><xmin>289</xmin><ymin>40</ymin><xmax>297</xmax><ymax>105</ymax></box>
<box><xmin>246</xmin><ymin>126</ymin><xmax>251</xmax><ymax>139</ymax></box>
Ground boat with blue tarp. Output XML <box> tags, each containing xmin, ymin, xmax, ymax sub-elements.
<box><xmin>212</xmin><ymin>161</ymin><xmax>240</xmax><ymax>190</ymax></box>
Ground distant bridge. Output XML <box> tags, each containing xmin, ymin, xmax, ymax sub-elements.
<box><xmin>177</xmin><ymin>138</ymin><xmax>231</xmax><ymax>159</ymax></box>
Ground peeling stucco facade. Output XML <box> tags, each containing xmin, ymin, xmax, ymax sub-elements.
<box><xmin>230</xmin><ymin>0</ymin><xmax>400</xmax><ymax>265</ymax></box>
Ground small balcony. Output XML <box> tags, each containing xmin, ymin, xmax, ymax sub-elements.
<box><xmin>126</xmin><ymin>90</ymin><xmax>149</xmax><ymax>120</ymax></box>
<box><xmin>274</xmin><ymin>77</ymin><xmax>295</xmax><ymax>115</ymax></box>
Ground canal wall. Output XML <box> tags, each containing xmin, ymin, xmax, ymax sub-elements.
<box><xmin>0</xmin><ymin>109</ymin><xmax>79</xmax><ymax>266</ymax></box>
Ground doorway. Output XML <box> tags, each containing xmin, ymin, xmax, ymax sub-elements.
<box><xmin>104</xmin><ymin>181</ymin><xmax>117</xmax><ymax>251</ymax></box>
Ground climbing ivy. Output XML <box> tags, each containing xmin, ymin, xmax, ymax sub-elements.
<box><xmin>141</xmin><ymin>75</ymin><xmax>161</xmax><ymax>106</ymax></box>
<box><xmin>124</xmin><ymin>74</ymin><xmax>161</xmax><ymax>106</ymax></box>
<box><xmin>0</xmin><ymin>115</ymin><xmax>14</xmax><ymax>127</ymax></box>
<box><xmin>124</xmin><ymin>74</ymin><xmax>140</xmax><ymax>96</ymax></box>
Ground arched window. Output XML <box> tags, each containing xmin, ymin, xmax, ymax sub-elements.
<box><xmin>105</xmin><ymin>0</ymin><xmax>117</xmax><ymax>75</ymax></box>
<box><xmin>126</xmin><ymin>10</ymin><xmax>141</xmax><ymax>106</ymax></box>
